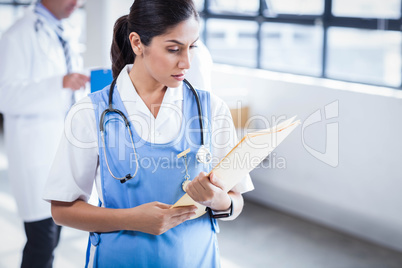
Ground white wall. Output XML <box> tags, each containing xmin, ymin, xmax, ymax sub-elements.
<box><xmin>84</xmin><ymin>0</ymin><xmax>133</xmax><ymax>69</ymax></box>
<box><xmin>212</xmin><ymin>64</ymin><xmax>402</xmax><ymax>252</ymax></box>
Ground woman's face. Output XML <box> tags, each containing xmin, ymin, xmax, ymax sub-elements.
<box><xmin>141</xmin><ymin>17</ymin><xmax>200</xmax><ymax>88</ymax></box>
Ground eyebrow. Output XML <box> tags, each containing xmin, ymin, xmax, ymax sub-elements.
<box><xmin>165</xmin><ymin>37</ymin><xmax>200</xmax><ymax>45</ymax></box>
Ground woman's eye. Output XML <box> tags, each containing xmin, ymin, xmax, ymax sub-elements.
<box><xmin>168</xmin><ymin>48</ymin><xmax>180</xmax><ymax>53</ymax></box>
<box><xmin>190</xmin><ymin>45</ymin><xmax>198</xmax><ymax>50</ymax></box>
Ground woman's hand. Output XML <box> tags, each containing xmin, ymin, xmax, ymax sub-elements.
<box><xmin>125</xmin><ymin>202</ymin><xmax>197</xmax><ymax>235</ymax></box>
<box><xmin>185</xmin><ymin>172</ymin><xmax>231</xmax><ymax>211</ymax></box>
<box><xmin>51</xmin><ymin>200</ymin><xmax>196</xmax><ymax>235</ymax></box>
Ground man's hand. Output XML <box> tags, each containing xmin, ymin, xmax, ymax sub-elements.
<box><xmin>63</xmin><ymin>73</ymin><xmax>90</xmax><ymax>90</ymax></box>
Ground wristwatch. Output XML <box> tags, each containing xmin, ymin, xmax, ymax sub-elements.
<box><xmin>206</xmin><ymin>197</ymin><xmax>233</xmax><ymax>218</ymax></box>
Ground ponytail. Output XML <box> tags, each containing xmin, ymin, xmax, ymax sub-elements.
<box><xmin>110</xmin><ymin>15</ymin><xmax>135</xmax><ymax>79</ymax></box>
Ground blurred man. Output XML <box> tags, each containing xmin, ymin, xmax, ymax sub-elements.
<box><xmin>0</xmin><ymin>0</ymin><xmax>89</xmax><ymax>267</ymax></box>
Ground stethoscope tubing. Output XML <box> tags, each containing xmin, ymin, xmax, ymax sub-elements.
<box><xmin>99</xmin><ymin>78</ymin><xmax>207</xmax><ymax>183</ymax></box>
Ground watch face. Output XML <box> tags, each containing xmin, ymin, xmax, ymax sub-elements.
<box><xmin>196</xmin><ymin>146</ymin><xmax>212</xmax><ymax>164</ymax></box>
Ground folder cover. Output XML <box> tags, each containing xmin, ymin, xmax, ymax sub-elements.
<box><xmin>172</xmin><ymin>116</ymin><xmax>301</xmax><ymax>219</ymax></box>
<box><xmin>90</xmin><ymin>68</ymin><xmax>113</xmax><ymax>93</ymax></box>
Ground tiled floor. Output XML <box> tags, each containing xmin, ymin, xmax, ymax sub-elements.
<box><xmin>1</xmin><ymin>130</ymin><xmax>402</xmax><ymax>268</ymax></box>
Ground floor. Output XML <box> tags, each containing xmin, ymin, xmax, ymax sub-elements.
<box><xmin>1</xmin><ymin>123</ymin><xmax>402</xmax><ymax>267</ymax></box>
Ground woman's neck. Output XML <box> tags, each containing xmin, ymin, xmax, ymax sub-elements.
<box><xmin>129</xmin><ymin>62</ymin><xmax>166</xmax><ymax>119</ymax></box>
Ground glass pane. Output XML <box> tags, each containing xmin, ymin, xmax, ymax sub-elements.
<box><xmin>206</xmin><ymin>19</ymin><xmax>258</xmax><ymax>68</ymax></box>
<box><xmin>15</xmin><ymin>0</ymin><xmax>32</xmax><ymax>3</ymax></box>
<box><xmin>332</xmin><ymin>0</ymin><xmax>401</xmax><ymax>19</ymax></box>
<box><xmin>327</xmin><ymin>27</ymin><xmax>401</xmax><ymax>87</ymax></box>
<box><xmin>193</xmin><ymin>0</ymin><xmax>204</xmax><ymax>12</ymax></box>
<box><xmin>266</xmin><ymin>0</ymin><xmax>324</xmax><ymax>16</ymax></box>
<box><xmin>209</xmin><ymin>0</ymin><xmax>259</xmax><ymax>15</ymax></box>
<box><xmin>198</xmin><ymin>18</ymin><xmax>206</xmax><ymax>42</ymax></box>
<box><xmin>261</xmin><ymin>23</ymin><xmax>322</xmax><ymax>76</ymax></box>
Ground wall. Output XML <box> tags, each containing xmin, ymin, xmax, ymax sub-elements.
<box><xmin>84</xmin><ymin>0</ymin><xmax>133</xmax><ymax>69</ymax></box>
<box><xmin>212</xmin><ymin>64</ymin><xmax>402</xmax><ymax>252</ymax></box>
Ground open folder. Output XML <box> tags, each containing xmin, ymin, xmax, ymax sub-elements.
<box><xmin>172</xmin><ymin>116</ymin><xmax>301</xmax><ymax>219</ymax></box>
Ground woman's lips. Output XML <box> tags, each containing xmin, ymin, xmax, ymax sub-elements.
<box><xmin>172</xmin><ymin>74</ymin><xmax>185</xmax><ymax>81</ymax></box>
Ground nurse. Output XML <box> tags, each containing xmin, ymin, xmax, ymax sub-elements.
<box><xmin>43</xmin><ymin>0</ymin><xmax>253</xmax><ymax>267</ymax></box>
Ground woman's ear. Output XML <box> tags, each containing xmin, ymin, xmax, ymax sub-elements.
<box><xmin>129</xmin><ymin>32</ymin><xmax>143</xmax><ymax>56</ymax></box>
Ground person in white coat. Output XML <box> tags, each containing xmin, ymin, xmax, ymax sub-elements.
<box><xmin>0</xmin><ymin>0</ymin><xmax>89</xmax><ymax>267</ymax></box>
<box><xmin>185</xmin><ymin>40</ymin><xmax>213</xmax><ymax>91</ymax></box>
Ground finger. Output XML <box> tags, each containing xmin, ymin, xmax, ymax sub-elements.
<box><xmin>154</xmin><ymin>202</ymin><xmax>171</xmax><ymax>209</ymax></box>
<box><xmin>185</xmin><ymin>185</ymin><xmax>199</xmax><ymax>202</ymax></box>
<box><xmin>81</xmin><ymin>74</ymin><xmax>90</xmax><ymax>81</ymax></box>
<box><xmin>168</xmin><ymin>205</ymin><xmax>197</xmax><ymax>217</ymax></box>
<box><xmin>186</xmin><ymin>180</ymin><xmax>204</xmax><ymax>201</ymax></box>
<box><xmin>198</xmin><ymin>174</ymin><xmax>215</xmax><ymax>191</ymax></box>
<box><xmin>209</xmin><ymin>172</ymin><xmax>225</xmax><ymax>190</ymax></box>
<box><xmin>198</xmin><ymin>171</ymin><xmax>208</xmax><ymax>178</ymax></box>
<box><xmin>70</xmin><ymin>81</ymin><xmax>80</xmax><ymax>90</ymax></box>
<box><xmin>74</xmin><ymin>80</ymin><xmax>82</xmax><ymax>90</ymax></box>
<box><xmin>79</xmin><ymin>74</ymin><xmax>90</xmax><ymax>83</ymax></box>
<box><xmin>194</xmin><ymin>175</ymin><xmax>209</xmax><ymax>192</ymax></box>
<box><xmin>170</xmin><ymin>211</ymin><xmax>196</xmax><ymax>226</ymax></box>
<box><xmin>74</xmin><ymin>75</ymin><xmax>87</xmax><ymax>85</ymax></box>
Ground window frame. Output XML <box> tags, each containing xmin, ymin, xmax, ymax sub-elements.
<box><xmin>200</xmin><ymin>0</ymin><xmax>402</xmax><ymax>88</ymax></box>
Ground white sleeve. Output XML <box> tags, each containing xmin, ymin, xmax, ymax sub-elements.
<box><xmin>186</xmin><ymin>41</ymin><xmax>213</xmax><ymax>92</ymax></box>
<box><xmin>43</xmin><ymin>97</ymin><xmax>99</xmax><ymax>202</ymax></box>
<box><xmin>210</xmin><ymin>94</ymin><xmax>254</xmax><ymax>194</ymax></box>
<box><xmin>0</xmin><ymin>31</ymin><xmax>65</xmax><ymax>116</ymax></box>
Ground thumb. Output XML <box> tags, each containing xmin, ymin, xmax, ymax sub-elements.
<box><xmin>209</xmin><ymin>172</ymin><xmax>224</xmax><ymax>190</ymax></box>
<box><xmin>154</xmin><ymin>202</ymin><xmax>171</xmax><ymax>209</ymax></box>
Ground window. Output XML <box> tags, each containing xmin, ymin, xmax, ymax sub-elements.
<box><xmin>332</xmin><ymin>0</ymin><xmax>401</xmax><ymax>19</ymax></box>
<box><xmin>209</xmin><ymin>0</ymin><xmax>259</xmax><ymax>15</ymax></box>
<box><xmin>261</xmin><ymin>23</ymin><xmax>322</xmax><ymax>76</ymax></box>
<box><xmin>327</xmin><ymin>27</ymin><xmax>401</xmax><ymax>87</ymax></box>
<box><xmin>193</xmin><ymin>0</ymin><xmax>205</xmax><ymax>12</ymax></box>
<box><xmin>267</xmin><ymin>0</ymin><xmax>324</xmax><ymax>16</ymax></box>
<box><xmin>206</xmin><ymin>19</ymin><xmax>258</xmax><ymax>67</ymax></box>
<box><xmin>201</xmin><ymin>0</ymin><xmax>402</xmax><ymax>88</ymax></box>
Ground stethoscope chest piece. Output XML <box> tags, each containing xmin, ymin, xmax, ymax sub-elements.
<box><xmin>196</xmin><ymin>145</ymin><xmax>212</xmax><ymax>164</ymax></box>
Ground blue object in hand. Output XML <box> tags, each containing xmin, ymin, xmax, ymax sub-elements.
<box><xmin>90</xmin><ymin>69</ymin><xmax>113</xmax><ymax>93</ymax></box>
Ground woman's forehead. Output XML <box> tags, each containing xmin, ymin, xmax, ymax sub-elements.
<box><xmin>157</xmin><ymin>17</ymin><xmax>200</xmax><ymax>43</ymax></box>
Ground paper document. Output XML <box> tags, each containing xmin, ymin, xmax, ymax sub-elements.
<box><xmin>172</xmin><ymin>116</ymin><xmax>301</xmax><ymax>219</ymax></box>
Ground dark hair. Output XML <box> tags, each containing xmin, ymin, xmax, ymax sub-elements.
<box><xmin>111</xmin><ymin>0</ymin><xmax>199</xmax><ymax>79</ymax></box>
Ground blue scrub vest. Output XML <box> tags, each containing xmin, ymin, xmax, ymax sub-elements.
<box><xmin>86</xmin><ymin>82</ymin><xmax>220</xmax><ymax>267</ymax></box>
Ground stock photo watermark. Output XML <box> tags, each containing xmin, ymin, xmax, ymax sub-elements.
<box><xmin>64</xmin><ymin>99</ymin><xmax>339</xmax><ymax>171</ymax></box>
<box><xmin>301</xmin><ymin>100</ymin><xmax>339</xmax><ymax>167</ymax></box>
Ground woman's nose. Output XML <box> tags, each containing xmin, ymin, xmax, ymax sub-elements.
<box><xmin>178</xmin><ymin>51</ymin><xmax>191</xmax><ymax>69</ymax></box>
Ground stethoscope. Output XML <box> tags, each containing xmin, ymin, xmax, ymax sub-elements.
<box><xmin>100</xmin><ymin>79</ymin><xmax>212</xmax><ymax>184</ymax></box>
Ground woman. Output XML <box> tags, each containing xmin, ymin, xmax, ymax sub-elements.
<box><xmin>43</xmin><ymin>0</ymin><xmax>253</xmax><ymax>267</ymax></box>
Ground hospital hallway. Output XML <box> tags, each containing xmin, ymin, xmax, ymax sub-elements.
<box><xmin>1</xmin><ymin>126</ymin><xmax>402</xmax><ymax>268</ymax></box>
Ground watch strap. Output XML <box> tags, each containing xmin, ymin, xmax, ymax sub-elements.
<box><xmin>206</xmin><ymin>196</ymin><xmax>233</xmax><ymax>219</ymax></box>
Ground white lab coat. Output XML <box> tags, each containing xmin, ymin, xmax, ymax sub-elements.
<box><xmin>186</xmin><ymin>41</ymin><xmax>213</xmax><ymax>91</ymax></box>
<box><xmin>0</xmin><ymin>8</ymin><xmax>83</xmax><ymax>222</ymax></box>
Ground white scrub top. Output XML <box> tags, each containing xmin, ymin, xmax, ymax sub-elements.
<box><xmin>43</xmin><ymin>65</ymin><xmax>253</xmax><ymax>204</ymax></box>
